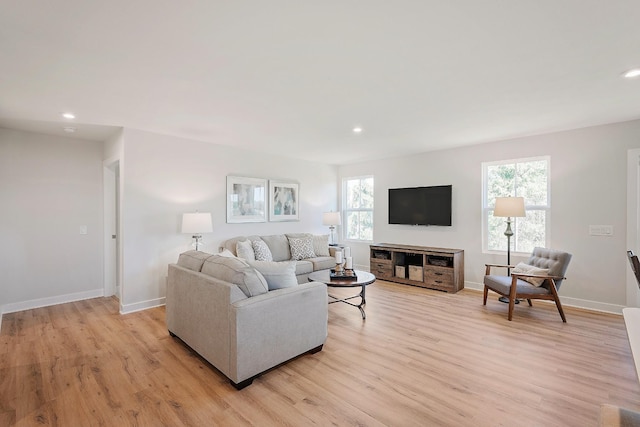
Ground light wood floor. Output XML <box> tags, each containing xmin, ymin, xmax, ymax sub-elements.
<box><xmin>1</xmin><ymin>281</ymin><xmax>639</xmax><ymax>426</ymax></box>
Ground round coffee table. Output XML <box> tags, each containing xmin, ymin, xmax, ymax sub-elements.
<box><xmin>308</xmin><ymin>270</ymin><xmax>376</xmax><ymax>319</ymax></box>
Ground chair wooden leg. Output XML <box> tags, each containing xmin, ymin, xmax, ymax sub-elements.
<box><xmin>483</xmin><ymin>286</ymin><xmax>488</xmax><ymax>305</ymax></box>
<box><xmin>553</xmin><ymin>296</ymin><xmax>567</xmax><ymax>322</ymax></box>
<box><xmin>507</xmin><ymin>276</ymin><xmax>518</xmax><ymax>321</ymax></box>
<box><xmin>548</xmin><ymin>280</ymin><xmax>567</xmax><ymax>323</ymax></box>
<box><xmin>527</xmin><ymin>299</ymin><xmax>533</xmax><ymax>306</ymax></box>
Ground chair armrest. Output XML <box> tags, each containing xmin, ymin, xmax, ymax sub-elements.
<box><xmin>511</xmin><ymin>273</ymin><xmax>566</xmax><ymax>291</ymax></box>
<box><xmin>511</xmin><ymin>272</ymin><xmax>566</xmax><ymax>281</ymax></box>
<box><xmin>485</xmin><ymin>263</ymin><xmax>515</xmax><ymax>274</ymax></box>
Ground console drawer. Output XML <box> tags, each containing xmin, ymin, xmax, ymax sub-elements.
<box><xmin>371</xmin><ymin>261</ymin><xmax>393</xmax><ymax>279</ymax></box>
<box><xmin>424</xmin><ymin>267</ymin><xmax>453</xmax><ymax>287</ymax></box>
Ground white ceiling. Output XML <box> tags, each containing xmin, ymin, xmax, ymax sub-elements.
<box><xmin>1</xmin><ymin>1</ymin><xmax>639</xmax><ymax>165</ymax></box>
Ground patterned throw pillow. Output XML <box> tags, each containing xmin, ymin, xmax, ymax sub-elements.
<box><xmin>312</xmin><ymin>235</ymin><xmax>330</xmax><ymax>257</ymax></box>
<box><xmin>252</xmin><ymin>239</ymin><xmax>273</xmax><ymax>262</ymax></box>
<box><xmin>288</xmin><ymin>236</ymin><xmax>316</xmax><ymax>260</ymax></box>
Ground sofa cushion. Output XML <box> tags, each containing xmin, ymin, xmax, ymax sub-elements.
<box><xmin>177</xmin><ymin>250</ymin><xmax>212</xmax><ymax>272</ymax></box>
<box><xmin>512</xmin><ymin>262</ymin><xmax>549</xmax><ymax>287</ymax></box>
<box><xmin>484</xmin><ymin>275</ymin><xmax>550</xmax><ymax>295</ymax></box>
<box><xmin>285</xmin><ymin>232</ymin><xmax>312</xmax><ymax>237</ymax></box>
<box><xmin>261</xmin><ymin>235</ymin><xmax>291</xmax><ymax>261</ymax></box>
<box><xmin>288</xmin><ymin>236</ymin><xmax>316</xmax><ymax>260</ymax></box>
<box><xmin>312</xmin><ymin>235</ymin><xmax>330</xmax><ymax>257</ymax></box>
<box><xmin>201</xmin><ymin>255</ymin><xmax>268</xmax><ymax>297</ymax></box>
<box><xmin>294</xmin><ymin>260</ymin><xmax>314</xmax><ymax>276</ymax></box>
<box><xmin>235</xmin><ymin>240</ymin><xmax>256</xmax><ymax>261</ymax></box>
<box><xmin>248</xmin><ymin>261</ymin><xmax>298</xmax><ymax>290</ymax></box>
<box><xmin>252</xmin><ymin>239</ymin><xmax>273</xmax><ymax>261</ymax></box>
<box><xmin>308</xmin><ymin>256</ymin><xmax>336</xmax><ymax>272</ymax></box>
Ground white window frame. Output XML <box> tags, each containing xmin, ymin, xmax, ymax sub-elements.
<box><xmin>342</xmin><ymin>175</ymin><xmax>374</xmax><ymax>243</ymax></box>
<box><xmin>482</xmin><ymin>156</ymin><xmax>551</xmax><ymax>255</ymax></box>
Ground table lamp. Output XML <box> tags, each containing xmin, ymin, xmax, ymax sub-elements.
<box><xmin>323</xmin><ymin>211</ymin><xmax>341</xmax><ymax>246</ymax></box>
<box><xmin>181</xmin><ymin>212</ymin><xmax>213</xmax><ymax>251</ymax></box>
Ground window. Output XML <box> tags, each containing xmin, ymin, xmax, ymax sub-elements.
<box><xmin>482</xmin><ymin>156</ymin><xmax>550</xmax><ymax>254</ymax></box>
<box><xmin>342</xmin><ymin>176</ymin><xmax>374</xmax><ymax>241</ymax></box>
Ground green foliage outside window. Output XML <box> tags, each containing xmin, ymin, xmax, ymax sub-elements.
<box><xmin>485</xmin><ymin>158</ymin><xmax>549</xmax><ymax>253</ymax></box>
<box><xmin>344</xmin><ymin>176</ymin><xmax>374</xmax><ymax>241</ymax></box>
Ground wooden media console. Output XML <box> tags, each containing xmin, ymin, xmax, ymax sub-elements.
<box><xmin>370</xmin><ymin>243</ymin><xmax>464</xmax><ymax>293</ymax></box>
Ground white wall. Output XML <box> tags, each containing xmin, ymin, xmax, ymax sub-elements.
<box><xmin>0</xmin><ymin>128</ymin><xmax>104</xmax><ymax>313</ymax></box>
<box><xmin>339</xmin><ymin>119</ymin><xmax>640</xmax><ymax>313</ymax></box>
<box><xmin>119</xmin><ymin>128</ymin><xmax>338</xmax><ymax>312</ymax></box>
<box><xmin>4</xmin><ymin>118</ymin><xmax>638</xmax><ymax>316</ymax></box>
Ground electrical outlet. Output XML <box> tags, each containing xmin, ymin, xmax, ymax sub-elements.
<box><xmin>80</xmin><ymin>225</ymin><xmax>88</xmax><ymax>235</ymax></box>
<box><xmin>589</xmin><ymin>225</ymin><xmax>613</xmax><ymax>236</ymax></box>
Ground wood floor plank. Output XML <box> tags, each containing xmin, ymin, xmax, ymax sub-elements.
<box><xmin>1</xmin><ymin>280</ymin><xmax>639</xmax><ymax>426</ymax></box>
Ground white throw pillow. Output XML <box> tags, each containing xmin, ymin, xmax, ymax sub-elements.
<box><xmin>512</xmin><ymin>262</ymin><xmax>550</xmax><ymax>287</ymax></box>
<box><xmin>218</xmin><ymin>249</ymin><xmax>236</xmax><ymax>258</ymax></box>
<box><xmin>248</xmin><ymin>261</ymin><xmax>298</xmax><ymax>290</ymax></box>
<box><xmin>235</xmin><ymin>240</ymin><xmax>255</xmax><ymax>261</ymax></box>
<box><xmin>312</xmin><ymin>234</ymin><xmax>330</xmax><ymax>257</ymax></box>
<box><xmin>252</xmin><ymin>239</ymin><xmax>273</xmax><ymax>262</ymax></box>
<box><xmin>288</xmin><ymin>236</ymin><xmax>316</xmax><ymax>260</ymax></box>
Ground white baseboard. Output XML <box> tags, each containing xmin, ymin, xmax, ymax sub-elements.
<box><xmin>2</xmin><ymin>288</ymin><xmax>105</xmax><ymax>315</ymax></box>
<box><xmin>120</xmin><ymin>297</ymin><xmax>165</xmax><ymax>314</ymax></box>
<box><xmin>465</xmin><ymin>281</ymin><xmax>626</xmax><ymax>315</ymax></box>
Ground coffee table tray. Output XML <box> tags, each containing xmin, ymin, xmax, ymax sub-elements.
<box><xmin>330</xmin><ymin>269</ymin><xmax>358</xmax><ymax>280</ymax></box>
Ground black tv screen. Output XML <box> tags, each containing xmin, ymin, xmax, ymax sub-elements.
<box><xmin>388</xmin><ymin>185</ymin><xmax>452</xmax><ymax>226</ymax></box>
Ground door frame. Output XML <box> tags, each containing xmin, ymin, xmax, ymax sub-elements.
<box><xmin>103</xmin><ymin>157</ymin><xmax>122</xmax><ymax>300</ymax></box>
<box><xmin>627</xmin><ymin>148</ymin><xmax>640</xmax><ymax>307</ymax></box>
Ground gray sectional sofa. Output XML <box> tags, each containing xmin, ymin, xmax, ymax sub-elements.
<box><xmin>166</xmin><ymin>243</ymin><xmax>330</xmax><ymax>389</ymax></box>
<box><xmin>219</xmin><ymin>233</ymin><xmax>338</xmax><ymax>283</ymax></box>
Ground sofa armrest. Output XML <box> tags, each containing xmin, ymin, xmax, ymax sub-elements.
<box><xmin>166</xmin><ymin>264</ymin><xmax>247</xmax><ymax>377</ymax></box>
<box><xmin>229</xmin><ymin>281</ymin><xmax>328</xmax><ymax>383</ymax></box>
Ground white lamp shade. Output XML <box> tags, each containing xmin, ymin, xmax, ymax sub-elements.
<box><xmin>493</xmin><ymin>197</ymin><xmax>526</xmax><ymax>217</ymax></box>
<box><xmin>181</xmin><ymin>212</ymin><xmax>213</xmax><ymax>234</ymax></box>
<box><xmin>322</xmin><ymin>211</ymin><xmax>341</xmax><ymax>226</ymax></box>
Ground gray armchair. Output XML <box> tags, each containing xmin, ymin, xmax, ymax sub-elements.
<box><xmin>483</xmin><ymin>247</ymin><xmax>572</xmax><ymax>322</ymax></box>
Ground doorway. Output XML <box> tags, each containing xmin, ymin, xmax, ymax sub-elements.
<box><xmin>103</xmin><ymin>159</ymin><xmax>121</xmax><ymax>300</ymax></box>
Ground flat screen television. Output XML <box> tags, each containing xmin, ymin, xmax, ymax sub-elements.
<box><xmin>388</xmin><ymin>185</ymin><xmax>452</xmax><ymax>226</ymax></box>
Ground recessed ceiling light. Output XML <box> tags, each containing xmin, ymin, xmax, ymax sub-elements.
<box><xmin>623</xmin><ymin>69</ymin><xmax>640</xmax><ymax>79</ymax></box>
<box><xmin>63</xmin><ymin>127</ymin><xmax>76</xmax><ymax>133</ymax></box>
<box><xmin>62</xmin><ymin>112</ymin><xmax>76</xmax><ymax>119</ymax></box>
<box><xmin>352</xmin><ymin>127</ymin><xmax>363</xmax><ymax>134</ymax></box>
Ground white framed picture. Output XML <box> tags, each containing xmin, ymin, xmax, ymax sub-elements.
<box><xmin>226</xmin><ymin>176</ymin><xmax>267</xmax><ymax>223</ymax></box>
<box><xmin>269</xmin><ymin>180</ymin><xmax>299</xmax><ymax>222</ymax></box>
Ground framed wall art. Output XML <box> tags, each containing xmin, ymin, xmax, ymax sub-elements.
<box><xmin>269</xmin><ymin>180</ymin><xmax>299</xmax><ymax>222</ymax></box>
<box><xmin>226</xmin><ymin>176</ymin><xmax>267</xmax><ymax>223</ymax></box>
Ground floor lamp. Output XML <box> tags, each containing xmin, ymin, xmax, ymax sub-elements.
<box><xmin>493</xmin><ymin>197</ymin><xmax>526</xmax><ymax>303</ymax></box>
